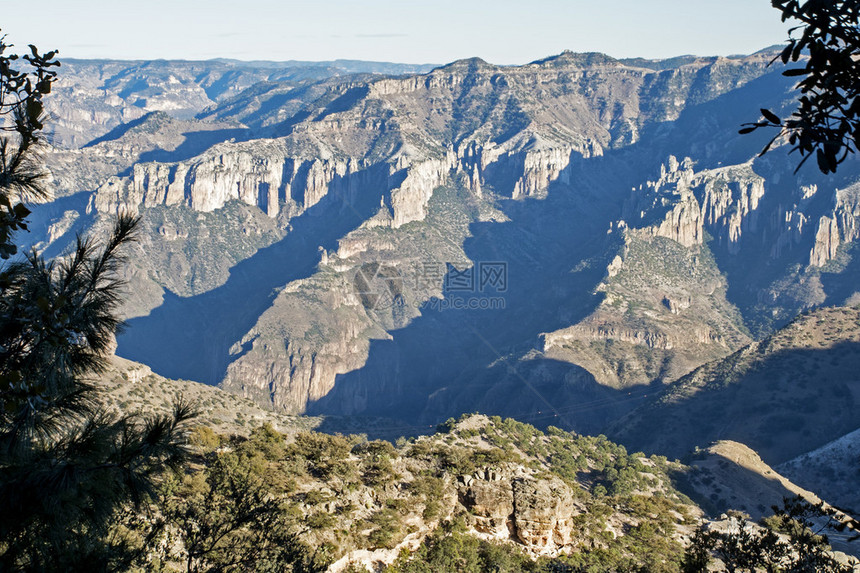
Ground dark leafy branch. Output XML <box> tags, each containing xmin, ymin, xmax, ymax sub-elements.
<box><xmin>0</xmin><ymin>31</ymin><xmax>59</xmax><ymax>259</ymax></box>
<box><xmin>741</xmin><ymin>0</ymin><xmax>860</xmax><ymax>174</ymax></box>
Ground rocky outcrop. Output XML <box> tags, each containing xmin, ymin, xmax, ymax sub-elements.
<box><xmin>809</xmin><ymin>185</ymin><xmax>860</xmax><ymax>266</ymax></box>
<box><xmin>512</xmin><ymin>146</ymin><xmax>588</xmax><ymax>199</ymax></box>
<box><xmin>545</xmin><ymin>324</ymin><xmax>676</xmax><ymax>351</ymax></box>
<box><xmin>220</xmin><ymin>292</ymin><xmax>374</xmax><ymax>414</ymax></box>
<box><xmin>662</xmin><ymin>294</ymin><xmax>691</xmax><ymax>314</ymax></box>
<box><xmin>462</xmin><ymin>142</ymin><xmax>599</xmax><ymax>200</ymax></box>
<box><xmin>810</xmin><ymin>215</ymin><xmax>842</xmax><ymax>266</ymax></box>
<box><xmin>458</xmin><ymin>471</ymin><xmax>513</xmax><ymax>538</ymax></box>
<box><xmin>623</xmin><ymin>158</ymin><xmax>769</xmax><ymax>252</ymax></box>
<box><xmin>623</xmin><ymin>156</ymin><xmax>860</xmax><ymax>272</ymax></box>
<box><xmin>639</xmin><ymin>191</ymin><xmax>703</xmax><ymax>247</ymax></box>
<box><xmin>389</xmin><ymin>154</ymin><xmax>456</xmax><ymax>227</ymax></box>
<box><xmin>156</xmin><ymin>223</ymin><xmax>188</xmax><ymax>241</ymax></box>
<box><xmin>624</xmin><ymin>158</ymin><xmax>767</xmax><ymax>251</ymax></box>
<box><xmin>457</xmin><ymin>469</ymin><xmax>578</xmax><ymax>552</ymax></box>
<box><xmin>222</xmin><ymin>340</ymin><xmax>369</xmax><ymax>414</ymax></box>
<box><xmin>622</xmin><ymin>156</ymin><xmax>703</xmax><ymax>248</ymax></box>
<box><xmin>694</xmin><ymin>166</ymin><xmax>766</xmax><ymax>255</ymax></box>
<box><xmin>510</xmin><ymin>477</ymin><xmax>576</xmax><ymax>549</ymax></box>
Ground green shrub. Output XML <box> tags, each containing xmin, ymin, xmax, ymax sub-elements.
<box><xmin>367</xmin><ymin>509</ymin><xmax>403</xmax><ymax>549</ymax></box>
<box><xmin>306</xmin><ymin>511</ymin><xmax>336</xmax><ymax>530</ymax></box>
<box><xmin>289</xmin><ymin>432</ymin><xmax>356</xmax><ymax>481</ymax></box>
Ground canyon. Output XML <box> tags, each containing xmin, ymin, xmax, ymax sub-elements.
<box><xmin>24</xmin><ymin>49</ymin><xmax>860</xmax><ymax>446</ymax></box>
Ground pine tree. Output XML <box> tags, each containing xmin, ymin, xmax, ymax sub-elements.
<box><xmin>0</xmin><ymin>31</ymin><xmax>196</xmax><ymax>571</ymax></box>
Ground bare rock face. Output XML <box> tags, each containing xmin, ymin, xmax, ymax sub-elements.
<box><xmin>389</xmin><ymin>155</ymin><xmax>455</xmax><ymax>227</ymax></box>
<box><xmin>511</xmin><ymin>476</ymin><xmax>576</xmax><ymax>549</ymax></box>
<box><xmin>89</xmin><ymin>136</ymin><xmax>598</xmax><ymax>234</ymax></box>
<box><xmin>695</xmin><ymin>165</ymin><xmax>766</xmax><ymax>255</ymax></box>
<box><xmin>89</xmin><ymin>146</ymin><xmax>356</xmax><ymax>220</ymax></box>
<box><xmin>546</xmin><ymin>323</ymin><xmax>676</xmax><ymax>351</ymax></box>
<box><xmin>621</xmin><ymin>157</ymin><xmax>701</xmax><ymax>248</ymax></box>
<box><xmin>458</xmin><ymin>475</ymin><xmax>514</xmax><ymax>538</ymax></box>
<box><xmin>157</xmin><ymin>224</ymin><xmax>188</xmax><ymax>240</ymax></box>
<box><xmin>809</xmin><ymin>186</ymin><xmax>860</xmax><ymax>266</ymax></box>
<box><xmin>645</xmin><ymin>191</ymin><xmax>704</xmax><ymax>248</ymax></box>
<box><xmin>662</xmin><ymin>295</ymin><xmax>691</xmax><ymax>314</ymax></box>
<box><xmin>457</xmin><ymin>469</ymin><xmax>578</xmax><ymax>550</ymax></box>
<box><xmin>623</xmin><ymin>156</ymin><xmax>860</xmax><ymax>273</ymax></box>
<box><xmin>620</xmin><ymin>159</ymin><xmax>765</xmax><ymax>256</ymax></box>
<box><xmin>220</xmin><ymin>284</ymin><xmax>376</xmax><ymax>414</ymax></box>
<box><xmin>810</xmin><ymin>215</ymin><xmax>841</xmax><ymax>266</ymax></box>
<box><xmin>623</xmin><ymin>158</ymin><xmax>769</xmax><ymax>253</ymax></box>
<box><xmin>224</xmin><ymin>342</ymin><xmax>355</xmax><ymax>414</ymax></box>
<box><xmin>512</xmin><ymin>146</ymin><xmax>590</xmax><ymax>199</ymax></box>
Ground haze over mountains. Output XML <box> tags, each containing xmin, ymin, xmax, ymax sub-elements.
<box><xmin>27</xmin><ymin>48</ymin><xmax>860</xmax><ymax>468</ymax></box>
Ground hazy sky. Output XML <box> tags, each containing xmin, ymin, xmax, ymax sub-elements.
<box><xmin>4</xmin><ymin>1</ymin><xmax>792</xmax><ymax>65</ymax></box>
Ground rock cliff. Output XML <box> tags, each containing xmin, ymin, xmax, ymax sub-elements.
<box><xmin>809</xmin><ymin>184</ymin><xmax>860</xmax><ymax>266</ymax></box>
<box><xmin>624</xmin><ymin>155</ymin><xmax>860</xmax><ymax>273</ymax></box>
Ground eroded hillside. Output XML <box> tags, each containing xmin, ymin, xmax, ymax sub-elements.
<box><xmin>609</xmin><ymin>306</ymin><xmax>860</xmax><ymax>464</ymax></box>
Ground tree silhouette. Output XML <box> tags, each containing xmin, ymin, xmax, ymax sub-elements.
<box><xmin>741</xmin><ymin>0</ymin><xmax>860</xmax><ymax>173</ymax></box>
<box><xmin>0</xmin><ymin>32</ymin><xmax>196</xmax><ymax>570</ymax></box>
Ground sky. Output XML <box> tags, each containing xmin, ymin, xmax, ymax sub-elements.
<box><xmin>3</xmin><ymin>1</ymin><xmax>793</xmax><ymax>65</ymax></box>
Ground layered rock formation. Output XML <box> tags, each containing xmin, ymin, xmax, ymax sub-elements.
<box><xmin>629</xmin><ymin>154</ymin><xmax>860</xmax><ymax>273</ymax></box>
<box><xmin>809</xmin><ymin>184</ymin><xmax>860</xmax><ymax>267</ymax></box>
<box><xmin>621</xmin><ymin>157</ymin><xmax>767</xmax><ymax>252</ymax></box>
<box><xmin>90</xmin><ymin>146</ymin><xmax>355</xmax><ymax>219</ymax></box>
